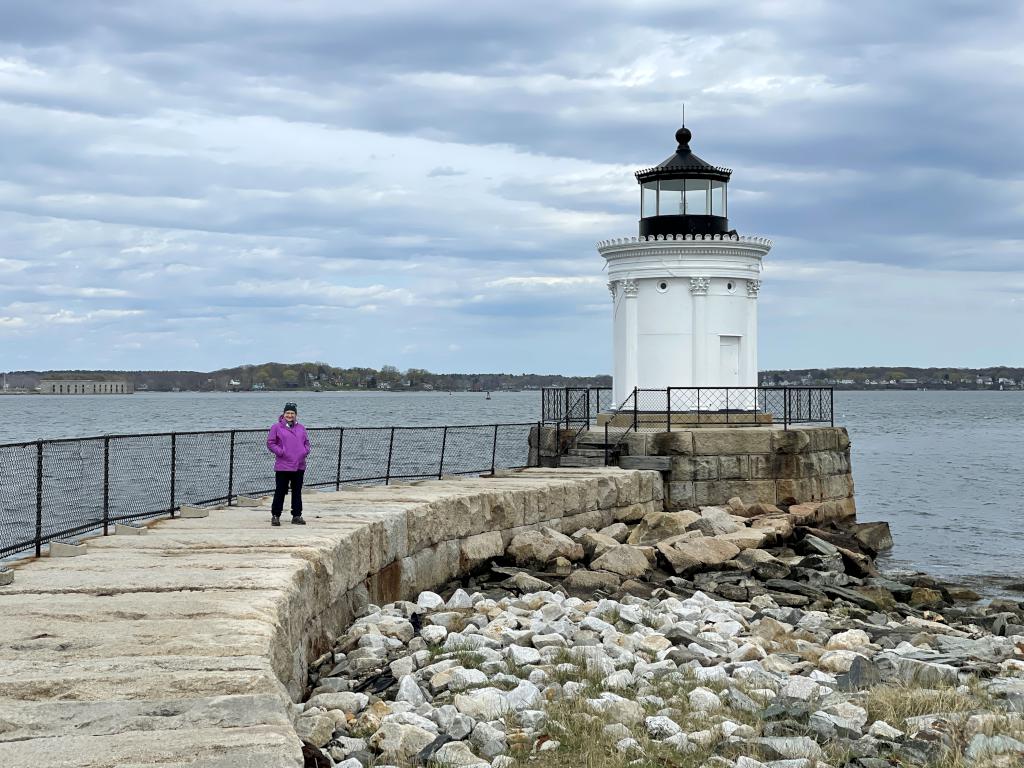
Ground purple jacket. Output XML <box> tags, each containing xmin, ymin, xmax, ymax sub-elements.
<box><xmin>267</xmin><ymin>416</ymin><xmax>310</xmax><ymax>471</ymax></box>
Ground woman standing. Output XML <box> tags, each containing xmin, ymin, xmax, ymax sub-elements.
<box><xmin>266</xmin><ymin>402</ymin><xmax>310</xmax><ymax>526</ymax></box>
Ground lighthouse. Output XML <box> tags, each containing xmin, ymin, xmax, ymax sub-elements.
<box><xmin>598</xmin><ymin>120</ymin><xmax>772</xmax><ymax>407</ymax></box>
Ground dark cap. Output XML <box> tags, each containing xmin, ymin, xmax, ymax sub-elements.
<box><xmin>283</xmin><ymin>402</ymin><xmax>298</xmax><ymax>413</ymax></box>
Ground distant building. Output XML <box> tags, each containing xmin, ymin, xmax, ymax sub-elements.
<box><xmin>39</xmin><ymin>380</ymin><xmax>134</xmax><ymax>395</ymax></box>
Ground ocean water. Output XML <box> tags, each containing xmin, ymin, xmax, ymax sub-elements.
<box><xmin>0</xmin><ymin>389</ymin><xmax>1020</xmax><ymax>590</ymax></box>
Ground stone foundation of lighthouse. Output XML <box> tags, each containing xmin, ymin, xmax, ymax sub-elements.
<box><xmin>600</xmin><ymin>233</ymin><xmax>772</xmax><ymax>405</ymax></box>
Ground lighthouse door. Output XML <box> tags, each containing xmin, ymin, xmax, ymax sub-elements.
<box><xmin>719</xmin><ymin>336</ymin><xmax>741</xmax><ymax>386</ymax></box>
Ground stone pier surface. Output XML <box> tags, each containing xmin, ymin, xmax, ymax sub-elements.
<box><xmin>0</xmin><ymin>468</ymin><xmax>661</xmax><ymax>768</ymax></box>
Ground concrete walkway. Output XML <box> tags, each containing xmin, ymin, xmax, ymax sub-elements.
<box><xmin>0</xmin><ymin>468</ymin><xmax>660</xmax><ymax>768</ymax></box>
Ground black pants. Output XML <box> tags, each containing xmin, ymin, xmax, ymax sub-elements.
<box><xmin>271</xmin><ymin>470</ymin><xmax>304</xmax><ymax>517</ymax></box>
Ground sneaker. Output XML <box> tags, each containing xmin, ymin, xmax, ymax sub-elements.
<box><xmin>271</xmin><ymin>516</ymin><xmax>281</xmax><ymax>527</ymax></box>
<box><xmin>291</xmin><ymin>516</ymin><xmax>306</xmax><ymax>525</ymax></box>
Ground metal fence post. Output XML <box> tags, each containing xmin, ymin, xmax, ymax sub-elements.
<box><xmin>34</xmin><ymin>440</ymin><xmax>43</xmax><ymax>557</ymax></box>
<box><xmin>335</xmin><ymin>428</ymin><xmax>344</xmax><ymax>490</ymax></box>
<box><xmin>535</xmin><ymin>422</ymin><xmax>541</xmax><ymax>467</ymax></box>
<box><xmin>784</xmin><ymin>388</ymin><xmax>790</xmax><ymax>430</ymax></box>
<box><xmin>385</xmin><ymin>427</ymin><xmax>395</xmax><ymax>485</ymax></box>
<box><xmin>830</xmin><ymin>388</ymin><xmax>834</xmax><ymax>427</ymax></box>
<box><xmin>726</xmin><ymin>388</ymin><xmax>730</xmax><ymax>424</ymax></box>
<box><xmin>604</xmin><ymin>422</ymin><xmax>610</xmax><ymax>466</ymax></box>
<box><xmin>169</xmin><ymin>433</ymin><xmax>176</xmax><ymax>516</ymax></box>
<box><xmin>490</xmin><ymin>425</ymin><xmax>499</xmax><ymax>474</ymax></box>
<box><xmin>632</xmin><ymin>387</ymin><xmax>638</xmax><ymax>431</ymax></box>
<box><xmin>666</xmin><ymin>387</ymin><xmax>671</xmax><ymax>432</ymax></box>
<box><xmin>227</xmin><ymin>430</ymin><xmax>235</xmax><ymax>505</ymax></box>
<box><xmin>696</xmin><ymin>387</ymin><xmax>701</xmax><ymax>425</ymax></box>
<box><xmin>438</xmin><ymin>426</ymin><xmax>448</xmax><ymax>478</ymax></box>
<box><xmin>103</xmin><ymin>437</ymin><xmax>110</xmax><ymax>534</ymax></box>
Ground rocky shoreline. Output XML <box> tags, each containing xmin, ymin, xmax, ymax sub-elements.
<box><xmin>295</xmin><ymin>497</ymin><xmax>1024</xmax><ymax>767</ymax></box>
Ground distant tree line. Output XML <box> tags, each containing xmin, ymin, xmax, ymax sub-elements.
<box><xmin>759</xmin><ymin>366</ymin><xmax>1024</xmax><ymax>390</ymax></box>
<box><xmin>2</xmin><ymin>363</ymin><xmax>611</xmax><ymax>393</ymax></box>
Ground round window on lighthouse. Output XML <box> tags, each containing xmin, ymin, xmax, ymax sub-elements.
<box><xmin>657</xmin><ymin>281</ymin><xmax>669</xmax><ymax>293</ymax></box>
<box><xmin>726</xmin><ymin>281</ymin><xmax>736</xmax><ymax>293</ymax></box>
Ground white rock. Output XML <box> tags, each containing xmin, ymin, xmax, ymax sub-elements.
<box><xmin>368</xmin><ymin>722</ymin><xmax>436</xmax><ymax>762</ymax></box>
<box><xmin>818</xmin><ymin>649</ymin><xmax>864</xmax><ymax>673</ymax></box>
<box><xmin>395</xmin><ymin>675</ymin><xmax>427</xmax><ymax>706</ymax></box>
<box><xmin>421</xmin><ymin>625</ymin><xmax>448</xmax><ymax>645</ymax></box>
<box><xmin>645</xmin><ymin>715</ymin><xmax>682</xmax><ymax>739</ymax></box>
<box><xmin>868</xmin><ymin>720</ymin><xmax>905</xmax><ymax>740</ymax></box>
<box><xmin>433</xmin><ymin>740</ymin><xmax>490</xmax><ymax>768</ymax></box>
<box><xmin>382</xmin><ymin>711</ymin><xmax>438</xmax><ymax>733</ymax></box>
<box><xmin>688</xmin><ymin>686</ymin><xmax>723</xmax><ymax>711</ymax></box>
<box><xmin>826</xmin><ymin>628</ymin><xmax>871</xmax><ymax>651</ymax></box>
<box><xmin>779</xmin><ymin>676</ymin><xmax>823</xmax><ymax>702</ymax></box>
<box><xmin>532</xmin><ymin>633</ymin><xmax>567</xmax><ymax>649</ymax></box>
<box><xmin>306</xmin><ymin>691</ymin><xmax>369</xmax><ymax>714</ymax></box>
<box><xmin>295</xmin><ymin>713</ymin><xmax>334</xmax><ymax>747</ymax></box>
<box><xmin>663</xmin><ymin>733</ymin><xmax>696</xmax><ymax>752</ymax></box>
<box><xmin>491</xmin><ymin>757</ymin><xmax>515</xmax><ymax>768</ymax></box>
<box><xmin>471</xmin><ymin>721</ymin><xmax>509</xmax><ymax>758</ymax></box>
<box><xmin>417</xmin><ymin>591</ymin><xmax>446</xmax><ymax>610</ymax></box>
<box><xmin>508</xmin><ymin>644</ymin><xmax>542</xmax><ymax>666</ymax></box>
<box><xmin>336</xmin><ymin>760</ymin><xmax>364</xmax><ymax>768</ymax></box>
<box><xmin>447</xmin><ymin>589</ymin><xmax>475</xmax><ymax>609</ymax></box>
<box><xmin>455</xmin><ymin>688</ymin><xmax>509</xmax><ymax>720</ymax></box>
<box><xmin>603</xmin><ymin>722</ymin><xmax>631</xmax><ymax>741</ymax></box>
<box><xmin>390</xmin><ymin>656</ymin><xmax>416</xmax><ymax>678</ymax></box>
<box><xmin>505</xmin><ymin>679</ymin><xmax>541</xmax><ymax>711</ymax></box>
<box><xmin>615</xmin><ymin>737</ymin><xmax>643</xmax><ymax>754</ymax></box>
<box><xmin>603</xmin><ymin>670</ymin><xmax>634</xmax><ymax>689</ymax></box>
<box><xmin>450</xmin><ymin>667</ymin><xmax>488</xmax><ymax>691</ymax></box>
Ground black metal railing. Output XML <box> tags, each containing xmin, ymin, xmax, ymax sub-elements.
<box><xmin>0</xmin><ymin>422</ymin><xmax>539</xmax><ymax>560</ymax></box>
<box><xmin>542</xmin><ymin>386</ymin><xmax>833</xmax><ymax>431</ymax></box>
<box><xmin>541</xmin><ymin>387</ymin><xmax>613</xmax><ymax>428</ymax></box>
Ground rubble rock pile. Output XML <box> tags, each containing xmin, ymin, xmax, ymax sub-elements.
<box><xmin>297</xmin><ymin>498</ymin><xmax>1024</xmax><ymax>768</ymax></box>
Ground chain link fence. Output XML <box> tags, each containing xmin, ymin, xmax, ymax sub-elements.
<box><xmin>0</xmin><ymin>422</ymin><xmax>538</xmax><ymax>560</ymax></box>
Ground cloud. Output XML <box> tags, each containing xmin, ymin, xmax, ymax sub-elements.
<box><xmin>0</xmin><ymin>0</ymin><xmax>1021</xmax><ymax>372</ymax></box>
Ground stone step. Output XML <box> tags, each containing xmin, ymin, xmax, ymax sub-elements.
<box><xmin>566</xmin><ymin>447</ymin><xmax>606</xmax><ymax>457</ymax></box>
<box><xmin>558</xmin><ymin>455</ymin><xmax>605</xmax><ymax>468</ymax></box>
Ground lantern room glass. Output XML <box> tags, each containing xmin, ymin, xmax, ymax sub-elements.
<box><xmin>711</xmin><ymin>180</ymin><xmax>726</xmax><ymax>216</ymax></box>
<box><xmin>684</xmin><ymin>179</ymin><xmax>710</xmax><ymax>215</ymax></box>
<box><xmin>658</xmin><ymin>179</ymin><xmax>685</xmax><ymax>216</ymax></box>
<box><xmin>641</xmin><ymin>182</ymin><xmax>658</xmax><ymax>217</ymax></box>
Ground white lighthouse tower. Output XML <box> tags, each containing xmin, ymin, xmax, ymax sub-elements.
<box><xmin>599</xmin><ymin>120</ymin><xmax>772</xmax><ymax>406</ymax></box>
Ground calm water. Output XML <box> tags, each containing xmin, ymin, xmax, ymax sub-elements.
<box><xmin>0</xmin><ymin>390</ymin><xmax>1020</xmax><ymax>589</ymax></box>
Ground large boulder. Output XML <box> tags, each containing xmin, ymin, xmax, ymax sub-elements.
<box><xmin>627</xmin><ymin>510</ymin><xmax>701</xmax><ymax>545</ymax></box>
<box><xmin>368</xmin><ymin>722</ymin><xmax>436</xmax><ymax>763</ymax></box>
<box><xmin>732</xmin><ymin>548</ymin><xmax>790</xmax><ymax>579</ymax></box>
<box><xmin>598</xmin><ymin>522</ymin><xmax>631</xmax><ymax>542</ymax></box>
<box><xmin>590</xmin><ymin>546</ymin><xmax>651</xmax><ymax>579</ymax></box>
<box><xmin>657</xmin><ymin>536</ymin><xmax>740</xmax><ymax>575</ymax></box>
<box><xmin>563</xmin><ymin>569</ymin><xmax>622</xmax><ymax>593</ymax></box>
<box><xmin>506</xmin><ymin>528</ymin><xmax>583</xmax><ymax>568</ymax></box>
<box><xmin>850</xmin><ymin>521</ymin><xmax>893</xmax><ymax>554</ymax></box>
<box><xmin>579</xmin><ymin>531</ymin><xmax>620</xmax><ymax>560</ymax></box>
<box><xmin>715</xmin><ymin>529</ymin><xmax>766</xmax><ymax>550</ymax></box>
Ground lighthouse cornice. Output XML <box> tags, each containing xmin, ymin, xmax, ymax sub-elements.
<box><xmin>599</xmin><ymin>235</ymin><xmax>771</xmax><ymax>283</ymax></box>
<box><xmin>597</xmin><ymin>233</ymin><xmax>773</xmax><ymax>250</ymax></box>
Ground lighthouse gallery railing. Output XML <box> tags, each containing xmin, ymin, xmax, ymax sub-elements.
<box><xmin>541</xmin><ymin>386</ymin><xmax>834</xmax><ymax>430</ymax></box>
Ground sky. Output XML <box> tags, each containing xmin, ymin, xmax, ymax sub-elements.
<box><xmin>0</xmin><ymin>0</ymin><xmax>1022</xmax><ymax>375</ymax></box>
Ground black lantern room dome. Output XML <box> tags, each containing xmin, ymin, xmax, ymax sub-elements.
<box><xmin>635</xmin><ymin>122</ymin><xmax>733</xmax><ymax>237</ymax></box>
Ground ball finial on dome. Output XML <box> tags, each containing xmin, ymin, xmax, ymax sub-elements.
<box><xmin>675</xmin><ymin>125</ymin><xmax>692</xmax><ymax>148</ymax></box>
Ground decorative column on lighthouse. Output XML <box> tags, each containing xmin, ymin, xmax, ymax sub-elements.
<box><xmin>599</xmin><ymin>120</ymin><xmax>772</xmax><ymax>407</ymax></box>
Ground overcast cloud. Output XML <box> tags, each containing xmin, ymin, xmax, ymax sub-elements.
<box><xmin>1</xmin><ymin>0</ymin><xmax>1021</xmax><ymax>373</ymax></box>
